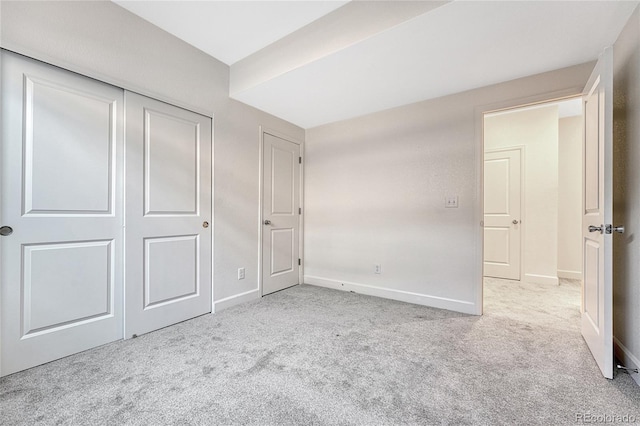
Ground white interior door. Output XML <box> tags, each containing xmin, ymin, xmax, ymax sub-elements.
<box><xmin>262</xmin><ymin>133</ymin><xmax>301</xmax><ymax>295</ymax></box>
<box><xmin>582</xmin><ymin>48</ymin><xmax>614</xmax><ymax>379</ymax></box>
<box><xmin>0</xmin><ymin>52</ymin><xmax>124</xmax><ymax>376</ymax></box>
<box><xmin>125</xmin><ymin>92</ymin><xmax>212</xmax><ymax>338</ymax></box>
<box><xmin>483</xmin><ymin>148</ymin><xmax>522</xmax><ymax>280</ymax></box>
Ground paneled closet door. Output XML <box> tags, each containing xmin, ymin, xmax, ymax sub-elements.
<box><xmin>0</xmin><ymin>52</ymin><xmax>124</xmax><ymax>376</ymax></box>
<box><xmin>124</xmin><ymin>92</ymin><xmax>212</xmax><ymax>338</ymax></box>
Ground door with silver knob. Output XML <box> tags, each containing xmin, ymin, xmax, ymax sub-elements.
<box><xmin>261</xmin><ymin>132</ymin><xmax>301</xmax><ymax>296</ymax></box>
<box><xmin>484</xmin><ymin>148</ymin><xmax>522</xmax><ymax>281</ymax></box>
<box><xmin>581</xmin><ymin>47</ymin><xmax>614</xmax><ymax>379</ymax></box>
<box><xmin>1</xmin><ymin>52</ymin><xmax>124</xmax><ymax>376</ymax></box>
<box><xmin>125</xmin><ymin>91</ymin><xmax>212</xmax><ymax>339</ymax></box>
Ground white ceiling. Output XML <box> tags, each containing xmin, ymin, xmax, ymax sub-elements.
<box><xmin>114</xmin><ymin>1</ymin><xmax>348</xmax><ymax>65</ymax></box>
<box><xmin>114</xmin><ymin>1</ymin><xmax>638</xmax><ymax>129</ymax></box>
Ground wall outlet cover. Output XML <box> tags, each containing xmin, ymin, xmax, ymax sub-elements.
<box><xmin>445</xmin><ymin>196</ymin><xmax>459</xmax><ymax>208</ymax></box>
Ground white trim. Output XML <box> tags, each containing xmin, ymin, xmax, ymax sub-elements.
<box><xmin>614</xmin><ymin>336</ymin><xmax>640</xmax><ymax>386</ymax></box>
<box><xmin>524</xmin><ymin>273</ymin><xmax>559</xmax><ymax>286</ymax></box>
<box><xmin>476</xmin><ymin>90</ymin><xmax>584</xmax><ymax>313</ymax></box>
<box><xmin>557</xmin><ymin>269</ymin><xmax>582</xmax><ymax>280</ymax></box>
<box><xmin>258</xmin><ymin>126</ymin><xmax>304</xmax><ymax>297</ymax></box>
<box><xmin>304</xmin><ymin>276</ymin><xmax>477</xmax><ymax>315</ymax></box>
<box><xmin>213</xmin><ymin>288</ymin><xmax>260</xmax><ymax>312</ymax></box>
<box><xmin>210</xmin><ymin>115</ymin><xmax>215</xmax><ymax>314</ymax></box>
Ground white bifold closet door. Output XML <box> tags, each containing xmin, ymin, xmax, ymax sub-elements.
<box><xmin>0</xmin><ymin>52</ymin><xmax>213</xmax><ymax>376</ymax></box>
<box><xmin>0</xmin><ymin>52</ymin><xmax>124</xmax><ymax>375</ymax></box>
<box><xmin>124</xmin><ymin>92</ymin><xmax>212</xmax><ymax>338</ymax></box>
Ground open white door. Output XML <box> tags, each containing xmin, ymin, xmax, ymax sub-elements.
<box><xmin>261</xmin><ymin>132</ymin><xmax>301</xmax><ymax>295</ymax></box>
<box><xmin>582</xmin><ymin>47</ymin><xmax>617</xmax><ymax>379</ymax></box>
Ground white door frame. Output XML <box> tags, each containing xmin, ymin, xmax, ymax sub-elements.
<box><xmin>258</xmin><ymin>126</ymin><xmax>304</xmax><ymax>296</ymax></box>
<box><xmin>475</xmin><ymin>90</ymin><xmax>583</xmax><ymax>315</ymax></box>
<box><xmin>483</xmin><ymin>145</ymin><xmax>526</xmax><ymax>282</ymax></box>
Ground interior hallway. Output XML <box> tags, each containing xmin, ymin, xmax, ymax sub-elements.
<box><xmin>1</xmin><ymin>281</ymin><xmax>638</xmax><ymax>425</ymax></box>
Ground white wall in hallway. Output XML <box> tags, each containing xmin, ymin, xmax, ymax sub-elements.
<box><xmin>484</xmin><ymin>105</ymin><xmax>560</xmax><ymax>285</ymax></box>
<box><xmin>558</xmin><ymin>116</ymin><xmax>583</xmax><ymax>280</ymax></box>
<box><xmin>0</xmin><ymin>0</ymin><xmax>305</xmax><ymax>311</ymax></box>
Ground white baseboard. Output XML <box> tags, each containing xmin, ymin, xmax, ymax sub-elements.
<box><xmin>557</xmin><ymin>270</ymin><xmax>582</xmax><ymax>280</ymax></box>
<box><xmin>214</xmin><ymin>288</ymin><xmax>260</xmax><ymax>312</ymax></box>
<box><xmin>524</xmin><ymin>273</ymin><xmax>559</xmax><ymax>286</ymax></box>
<box><xmin>304</xmin><ymin>275</ymin><xmax>477</xmax><ymax>315</ymax></box>
<box><xmin>614</xmin><ymin>336</ymin><xmax>640</xmax><ymax>386</ymax></box>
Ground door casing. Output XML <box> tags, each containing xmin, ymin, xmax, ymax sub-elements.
<box><xmin>476</xmin><ymin>90</ymin><xmax>583</xmax><ymax>315</ymax></box>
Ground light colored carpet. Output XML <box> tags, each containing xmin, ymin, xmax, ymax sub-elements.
<box><xmin>1</xmin><ymin>280</ymin><xmax>639</xmax><ymax>425</ymax></box>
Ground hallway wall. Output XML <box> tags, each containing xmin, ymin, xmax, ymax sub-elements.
<box><xmin>558</xmin><ymin>116</ymin><xmax>583</xmax><ymax>280</ymax></box>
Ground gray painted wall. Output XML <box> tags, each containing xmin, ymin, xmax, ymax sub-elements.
<box><xmin>613</xmin><ymin>6</ymin><xmax>640</xmax><ymax>384</ymax></box>
<box><xmin>0</xmin><ymin>0</ymin><xmax>305</xmax><ymax>310</ymax></box>
<box><xmin>305</xmin><ymin>63</ymin><xmax>593</xmax><ymax>315</ymax></box>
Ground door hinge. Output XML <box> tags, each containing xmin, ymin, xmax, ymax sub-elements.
<box><xmin>299</xmin><ymin>156</ymin><xmax>302</xmax><ymax>164</ymax></box>
<box><xmin>298</xmin><ymin>258</ymin><xmax>301</xmax><ymax>266</ymax></box>
<box><xmin>299</xmin><ymin>207</ymin><xmax>302</xmax><ymax>215</ymax></box>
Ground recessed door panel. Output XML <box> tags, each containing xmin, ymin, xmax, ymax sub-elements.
<box><xmin>484</xmin><ymin>159</ymin><xmax>510</xmax><ymax>215</ymax></box>
<box><xmin>25</xmin><ymin>77</ymin><xmax>115</xmax><ymax>215</ymax></box>
<box><xmin>584</xmin><ymin>89</ymin><xmax>600</xmax><ymax>213</ymax></box>
<box><xmin>23</xmin><ymin>241</ymin><xmax>113</xmax><ymax>335</ymax></box>
<box><xmin>1</xmin><ymin>52</ymin><xmax>124</xmax><ymax>376</ymax></box>
<box><xmin>271</xmin><ymin>228</ymin><xmax>294</xmax><ymax>275</ymax></box>
<box><xmin>271</xmin><ymin>147</ymin><xmax>295</xmax><ymax>215</ymax></box>
<box><xmin>145</xmin><ymin>235</ymin><xmax>198</xmax><ymax>308</ymax></box>
<box><xmin>483</xmin><ymin>227</ymin><xmax>510</xmax><ymax>265</ymax></box>
<box><xmin>126</xmin><ymin>92</ymin><xmax>211</xmax><ymax>338</ymax></box>
<box><xmin>262</xmin><ymin>133</ymin><xmax>300</xmax><ymax>295</ymax></box>
<box><xmin>584</xmin><ymin>239</ymin><xmax>599</xmax><ymax>329</ymax></box>
<box><xmin>144</xmin><ymin>110</ymin><xmax>199</xmax><ymax>216</ymax></box>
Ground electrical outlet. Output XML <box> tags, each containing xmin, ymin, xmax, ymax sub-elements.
<box><xmin>238</xmin><ymin>267</ymin><xmax>245</xmax><ymax>280</ymax></box>
<box><xmin>445</xmin><ymin>196</ymin><xmax>458</xmax><ymax>208</ymax></box>
<box><xmin>375</xmin><ymin>264</ymin><xmax>382</xmax><ymax>274</ymax></box>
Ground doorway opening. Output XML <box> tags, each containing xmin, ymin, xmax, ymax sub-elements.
<box><xmin>482</xmin><ymin>97</ymin><xmax>584</xmax><ymax>312</ymax></box>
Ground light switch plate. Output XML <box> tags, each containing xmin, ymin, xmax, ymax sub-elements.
<box><xmin>238</xmin><ymin>268</ymin><xmax>245</xmax><ymax>280</ymax></box>
<box><xmin>445</xmin><ymin>196</ymin><xmax>458</xmax><ymax>208</ymax></box>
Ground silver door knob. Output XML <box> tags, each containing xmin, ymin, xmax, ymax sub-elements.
<box><xmin>264</xmin><ymin>220</ymin><xmax>271</xmax><ymax>225</ymax></box>
<box><xmin>606</xmin><ymin>224</ymin><xmax>625</xmax><ymax>234</ymax></box>
<box><xmin>589</xmin><ymin>225</ymin><xmax>604</xmax><ymax>234</ymax></box>
<box><xmin>202</xmin><ymin>221</ymin><xmax>209</xmax><ymax>228</ymax></box>
<box><xmin>512</xmin><ymin>220</ymin><xmax>519</xmax><ymax>225</ymax></box>
<box><xmin>0</xmin><ymin>226</ymin><xmax>13</xmax><ymax>236</ymax></box>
